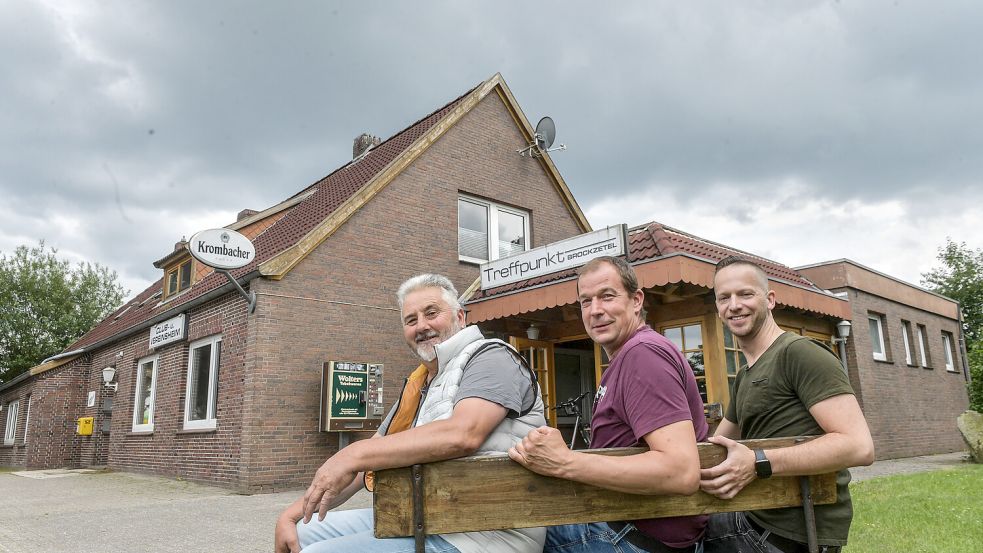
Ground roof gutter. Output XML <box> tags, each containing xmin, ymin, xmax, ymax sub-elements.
<box><xmin>40</xmin><ymin>348</ymin><xmax>87</xmax><ymax>365</ymax></box>
<box><xmin>74</xmin><ymin>270</ymin><xmax>262</xmax><ymax>354</ymax></box>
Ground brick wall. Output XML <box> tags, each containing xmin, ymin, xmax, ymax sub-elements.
<box><xmin>90</xmin><ymin>291</ymin><xmax>250</xmax><ymax>487</ymax></box>
<box><xmin>837</xmin><ymin>287</ymin><xmax>969</xmax><ymax>459</ymax></box>
<box><xmin>237</xmin><ymin>92</ymin><xmax>586</xmax><ymax>492</ymax></box>
<box><xmin>0</xmin><ymin>378</ymin><xmax>34</xmax><ymax>468</ymax></box>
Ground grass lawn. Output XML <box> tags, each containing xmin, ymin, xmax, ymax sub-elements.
<box><xmin>845</xmin><ymin>464</ymin><xmax>983</xmax><ymax>552</ymax></box>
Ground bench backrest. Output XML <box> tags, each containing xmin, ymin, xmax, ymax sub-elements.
<box><xmin>373</xmin><ymin>436</ymin><xmax>836</xmax><ymax>538</ymax></box>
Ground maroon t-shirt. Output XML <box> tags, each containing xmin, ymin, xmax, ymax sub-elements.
<box><xmin>591</xmin><ymin>325</ymin><xmax>709</xmax><ymax>548</ymax></box>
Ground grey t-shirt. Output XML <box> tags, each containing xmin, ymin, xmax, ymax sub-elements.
<box><xmin>379</xmin><ymin>345</ymin><xmax>536</xmax><ymax>434</ymax></box>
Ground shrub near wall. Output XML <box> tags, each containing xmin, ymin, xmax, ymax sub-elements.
<box><xmin>969</xmin><ymin>344</ymin><xmax>983</xmax><ymax>412</ymax></box>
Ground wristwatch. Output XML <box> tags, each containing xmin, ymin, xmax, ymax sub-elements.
<box><xmin>753</xmin><ymin>449</ymin><xmax>772</xmax><ymax>479</ymax></box>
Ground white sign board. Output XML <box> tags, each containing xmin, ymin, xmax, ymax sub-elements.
<box><xmin>187</xmin><ymin>228</ymin><xmax>255</xmax><ymax>270</ymax></box>
<box><xmin>87</xmin><ymin>391</ymin><xmax>96</xmax><ymax>407</ymax></box>
<box><xmin>480</xmin><ymin>225</ymin><xmax>628</xmax><ymax>290</ymax></box>
<box><xmin>149</xmin><ymin>314</ymin><xmax>186</xmax><ymax>350</ymax></box>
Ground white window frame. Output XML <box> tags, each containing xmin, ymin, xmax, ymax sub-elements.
<box><xmin>868</xmin><ymin>315</ymin><xmax>887</xmax><ymax>361</ymax></box>
<box><xmin>942</xmin><ymin>333</ymin><xmax>956</xmax><ymax>372</ymax></box>
<box><xmin>457</xmin><ymin>195</ymin><xmax>531</xmax><ymax>264</ymax></box>
<box><xmin>183</xmin><ymin>334</ymin><xmax>222</xmax><ymax>430</ymax></box>
<box><xmin>901</xmin><ymin>321</ymin><xmax>913</xmax><ymax>365</ymax></box>
<box><xmin>4</xmin><ymin>400</ymin><xmax>19</xmax><ymax>445</ymax></box>
<box><xmin>23</xmin><ymin>396</ymin><xmax>30</xmax><ymax>444</ymax></box>
<box><xmin>916</xmin><ymin>325</ymin><xmax>929</xmax><ymax>367</ymax></box>
<box><xmin>132</xmin><ymin>355</ymin><xmax>159</xmax><ymax>432</ymax></box>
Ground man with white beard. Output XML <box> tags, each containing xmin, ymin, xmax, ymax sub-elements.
<box><xmin>275</xmin><ymin>273</ymin><xmax>547</xmax><ymax>553</ymax></box>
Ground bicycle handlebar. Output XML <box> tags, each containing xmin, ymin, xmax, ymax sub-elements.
<box><xmin>550</xmin><ymin>389</ymin><xmax>593</xmax><ymax>411</ymax></box>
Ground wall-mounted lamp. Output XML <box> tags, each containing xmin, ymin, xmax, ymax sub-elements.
<box><xmin>526</xmin><ymin>323</ymin><xmax>540</xmax><ymax>340</ymax></box>
<box><xmin>102</xmin><ymin>366</ymin><xmax>118</xmax><ymax>392</ymax></box>
<box><xmin>832</xmin><ymin>320</ymin><xmax>852</xmax><ymax>374</ymax></box>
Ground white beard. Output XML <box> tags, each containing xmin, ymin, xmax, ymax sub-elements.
<box><xmin>412</xmin><ymin>319</ymin><xmax>463</xmax><ymax>363</ymax></box>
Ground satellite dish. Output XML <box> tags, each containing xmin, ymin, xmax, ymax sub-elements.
<box><xmin>517</xmin><ymin>115</ymin><xmax>567</xmax><ymax>157</ymax></box>
<box><xmin>534</xmin><ymin>117</ymin><xmax>556</xmax><ymax>150</ymax></box>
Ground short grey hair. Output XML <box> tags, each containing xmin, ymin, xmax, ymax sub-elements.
<box><xmin>396</xmin><ymin>274</ymin><xmax>462</xmax><ymax>313</ymax></box>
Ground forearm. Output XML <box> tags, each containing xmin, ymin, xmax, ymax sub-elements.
<box><xmin>335</xmin><ymin>419</ymin><xmax>481</xmax><ymax>473</ymax></box>
<box><xmin>561</xmin><ymin>449</ymin><xmax>699</xmax><ymax>496</ymax></box>
<box><xmin>768</xmin><ymin>431</ymin><xmax>874</xmax><ymax>476</ymax></box>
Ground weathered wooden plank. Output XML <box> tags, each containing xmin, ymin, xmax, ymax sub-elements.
<box><xmin>374</xmin><ymin>437</ymin><xmax>836</xmax><ymax>538</ymax></box>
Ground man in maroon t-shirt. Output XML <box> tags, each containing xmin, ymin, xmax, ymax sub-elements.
<box><xmin>510</xmin><ymin>256</ymin><xmax>709</xmax><ymax>552</ymax></box>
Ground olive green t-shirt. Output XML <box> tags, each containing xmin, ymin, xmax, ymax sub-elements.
<box><xmin>725</xmin><ymin>332</ymin><xmax>856</xmax><ymax>546</ymax></box>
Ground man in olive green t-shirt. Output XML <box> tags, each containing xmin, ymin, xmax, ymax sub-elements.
<box><xmin>699</xmin><ymin>256</ymin><xmax>875</xmax><ymax>553</ymax></box>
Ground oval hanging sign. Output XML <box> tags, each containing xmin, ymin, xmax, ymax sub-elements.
<box><xmin>187</xmin><ymin>228</ymin><xmax>256</xmax><ymax>270</ymax></box>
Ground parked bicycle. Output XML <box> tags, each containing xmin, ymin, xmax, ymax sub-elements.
<box><xmin>550</xmin><ymin>389</ymin><xmax>594</xmax><ymax>449</ymax></box>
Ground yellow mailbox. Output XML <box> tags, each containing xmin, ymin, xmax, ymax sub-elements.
<box><xmin>77</xmin><ymin>416</ymin><xmax>94</xmax><ymax>436</ymax></box>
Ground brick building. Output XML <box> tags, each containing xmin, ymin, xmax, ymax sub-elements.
<box><xmin>0</xmin><ymin>74</ymin><xmax>590</xmax><ymax>490</ymax></box>
<box><xmin>797</xmin><ymin>259</ymin><xmax>970</xmax><ymax>459</ymax></box>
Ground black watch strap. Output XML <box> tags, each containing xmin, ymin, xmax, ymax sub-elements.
<box><xmin>754</xmin><ymin>448</ymin><xmax>772</xmax><ymax>479</ymax></box>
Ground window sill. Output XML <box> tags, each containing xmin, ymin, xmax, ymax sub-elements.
<box><xmin>872</xmin><ymin>358</ymin><xmax>894</xmax><ymax>365</ymax></box>
<box><xmin>177</xmin><ymin>427</ymin><xmax>216</xmax><ymax>435</ymax></box>
<box><xmin>921</xmin><ymin>365</ymin><xmax>934</xmax><ymax>370</ymax></box>
<box><xmin>127</xmin><ymin>430</ymin><xmax>154</xmax><ymax>437</ymax></box>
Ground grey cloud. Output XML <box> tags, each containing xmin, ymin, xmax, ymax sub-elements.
<box><xmin>2</xmin><ymin>0</ymin><xmax>982</xmax><ymax>295</ymax></box>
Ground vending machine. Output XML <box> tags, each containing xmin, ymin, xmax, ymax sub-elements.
<box><xmin>320</xmin><ymin>361</ymin><xmax>385</xmax><ymax>432</ymax></box>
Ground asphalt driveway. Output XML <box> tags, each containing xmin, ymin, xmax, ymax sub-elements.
<box><xmin>0</xmin><ymin>468</ymin><xmax>370</xmax><ymax>553</ymax></box>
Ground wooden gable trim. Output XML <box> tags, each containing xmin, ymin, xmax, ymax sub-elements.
<box><xmin>491</xmin><ymin>75</ymin><xmax>591</xmax><ymax>233</ymax></box>
<box><xmin>259</xmin><ymin>73</ymin><xmax>590</xmax><ymax>281</ymax></box>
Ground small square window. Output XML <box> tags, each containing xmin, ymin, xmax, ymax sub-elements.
<box><xmin>164</xmin><ymin>259</ymin><xmax>194</xmax><ymax>299</ymax></box>
<box><xmin>458</xmin><ymin>195</ymin><xmax>530</xmax><ymax>263</ymax></box>
<box><xmin>184</xmin><ymin>335</ymin><xmax>222</xmax><ymax>430</ymax></box>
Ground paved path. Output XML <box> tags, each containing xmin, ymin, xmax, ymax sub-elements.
<box><xmin>0</xmin><ymin>450</ymin><xmax>972</xmax><ymax>553</ymax></box>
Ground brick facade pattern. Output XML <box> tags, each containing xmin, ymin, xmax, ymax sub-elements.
<box><xmin>838</xmin><ymin>287</ymin><xmax>970</xmax><ymax>459</ymax></box>
<box><xmin>238</xmin><ymin>93</ymin><xmax>584</xmax><ymax>491</ymax></box>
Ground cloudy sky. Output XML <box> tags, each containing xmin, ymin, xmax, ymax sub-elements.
<box><xmin>2</xmin><ymin>1</ymin><xmax>980</xmax><ymax>299</ymax></box>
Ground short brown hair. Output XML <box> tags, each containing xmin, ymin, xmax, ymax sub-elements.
<box><xmin>578</xmin><ymin>256</ymin><xmax>640</xmax><ymax>295</ymax></box>
<box><xmin>577</xmin><ymin>256</ymin><xmax>647</xmax><ymax>319</ymax></box>
<box><xmin>714</xmin><ymin>255</ymin><xmax>769</xmax><ymax>291</ymax></box>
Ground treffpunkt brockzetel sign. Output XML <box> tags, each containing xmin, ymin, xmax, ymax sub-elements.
<box><xmin>479</xmin><ymin>225</ymin><xmax>628</xmax><ymax>290</ymax></box>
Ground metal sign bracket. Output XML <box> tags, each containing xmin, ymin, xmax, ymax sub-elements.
<box><xmin>218</xmin><ymin>269</ymin><xmax>257</xmax><ymax>313</ymax></box>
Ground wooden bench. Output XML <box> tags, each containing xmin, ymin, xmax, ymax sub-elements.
<box><xmin>374</xmin><ymin>436</ymin><xmax>836</xmax><ymax>553</ymax></box>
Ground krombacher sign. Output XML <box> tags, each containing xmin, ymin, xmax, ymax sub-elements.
<box><xmin>480</xmin><ymin>225</ymin><xmax>628</xmax><ymax>290</ymax></box>
<box><xmin>187</xmin><ymin>228</ymin><xmax>255</xmax><ymax>270</ymax></box>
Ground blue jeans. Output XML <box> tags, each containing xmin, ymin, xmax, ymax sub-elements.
<box><xmin>296</xmin><ymin>508</ymin><xmax>459</xmax><ymax>553</ymax></box>
<box><xmin>702</xmin><ymin>512</ymin><xmax>840</xmax><ymax>553</ymax></box>
<box><xmin>545</xmin><ymin>522</ymin><xmax>704</xmax><ymax>553</ymax></box>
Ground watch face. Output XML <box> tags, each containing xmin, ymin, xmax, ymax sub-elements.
<box><xmin>754</xmin><ymin>449</ymin><xmax>772</xmax><ymax>478</ymax></box>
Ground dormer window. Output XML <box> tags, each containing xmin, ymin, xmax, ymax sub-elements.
<box><xmin>165</xmin><ymin>259</ymin><xmax>193</xmax><ymax>299</ymax></box>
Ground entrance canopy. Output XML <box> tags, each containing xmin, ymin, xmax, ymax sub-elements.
<box><xmin>464</xmin><ymin>222</ymin><xmax>850</xmax><ymax>323</ymax></box>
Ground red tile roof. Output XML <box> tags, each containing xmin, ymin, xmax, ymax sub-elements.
<box><xmin>68</xmin><ymin>83</ymin><xmax>480</xmax><ymax>351</ymax></box>
<box><xmin>468</xmin><ymin>221</ymin><xmax>821</xmax><ymax>303</ymax></box>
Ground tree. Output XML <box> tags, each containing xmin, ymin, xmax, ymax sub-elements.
<box><xmin>922</xmin><ymin>238</ymin><xmax>983</xmax><ymax>412</ymax></box>
<box><xmin>922</xmin><ymin>238</ymin><xmax>983</xmax><ymax>347</ymax></box>
<box><xmin>0</xmin><ymin>241</ymin><xmax>126</xmax><ymax>383</ymax></box>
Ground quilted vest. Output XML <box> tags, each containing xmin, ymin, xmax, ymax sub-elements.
<box><xmin>415</xmin><ymin>325</ymin><xmax>546</xmax><ymax>454</ymax></box>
